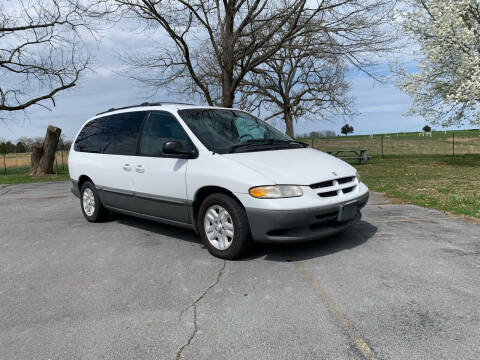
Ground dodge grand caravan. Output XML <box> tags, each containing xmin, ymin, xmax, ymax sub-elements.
<box><xmin>69</xmin><ymin>103</ymin><xmax>369</xmax><ymax>259</ymax></box>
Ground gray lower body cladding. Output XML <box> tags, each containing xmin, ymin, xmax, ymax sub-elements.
<box><xmin>71</xmin><ymin>180</ymin><xmax>80</xmax><ymax>198</ymax></box>
<box><xmin>72</xmin><ymin>179</ymin><xmax>368</xmax><ymax>242</ymax></box>
<box><xmin>71</xmin><ymin>180</ymin><xmax>196</xmax><ymax>231</ymax></box>
<box><xmin>246</xmin><ymin>193</ymin><xmax>369</xmax><ymax>243</ymax></box>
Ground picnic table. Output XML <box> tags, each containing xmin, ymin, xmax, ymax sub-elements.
<box><xmin>326</xmin><ymin>149</ymin><xmax>370</xmax><ymax>164</ymax></box>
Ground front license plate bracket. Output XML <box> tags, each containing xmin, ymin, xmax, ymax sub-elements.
<box><xmin>338</xmin><ymin>201</ymin><xmax>358</xmax><ymax>222</ymax></box>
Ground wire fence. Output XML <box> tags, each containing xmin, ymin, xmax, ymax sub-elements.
<box><xmin>1</xmin><ymin>151</ymin><xmax>69</xmax><ymax>175</ymax></box>
<box><xmin>1</xmin><ymin>130</ymin><xmax>479</xmax><ymax>175</ymax></box>
<box><xmin>299</xmin><ymin>130</ymin><xmax>480</xmax><ymax>158</ymax></box>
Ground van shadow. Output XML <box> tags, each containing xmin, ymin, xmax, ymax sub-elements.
<box><xmin>243</xmin><ymin>220</ymin><xmax>378</xmax><ymax>262</ymax></box>
<box><xmin>113</xmin><ymin>213</ymin><xmax>201</xmax><ymax>245</ymax></box>
<box><xmin>112</xmin><ymin>213</ymin><xmax>377</xmax><ymax>261</ymax></box>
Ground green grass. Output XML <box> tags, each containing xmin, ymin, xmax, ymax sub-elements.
<box><xmin>352</xmin><ymin>154</ymin><xmax>480</xmax><ymax>219</ymax></box>
<box><xmin>0</xmin><ymin>166</ymin><xmax>70</xmax><ymax>185</ymax></box>
<box><xmin>298</xmin><ymin>129</ymin><xmax>480</xmax><ymax>157</ymax></box>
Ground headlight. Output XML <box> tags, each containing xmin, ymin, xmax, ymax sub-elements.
<box><xmin>249</xmin><ymin>185</ymin><xmax>303</xmax><ymax>199</ymax></box>
<box><xmin>356</xmin><ymin>171</ymin><xmax>361</xmax><ymax>183</ymax></box>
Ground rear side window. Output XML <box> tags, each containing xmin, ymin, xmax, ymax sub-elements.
<box><xmin>139</xmin><ymin>112</ymin><xmax>189</xmax><ymax>156</ymax></box>
<box><xmin>74</xmin><ymin>112</ymin><xmax>145</xmax><ymax>155</ymax></box>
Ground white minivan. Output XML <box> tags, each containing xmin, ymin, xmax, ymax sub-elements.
<box><xmin>69</xmin><ymin>103</ymin><xmax>369</xmax><ymax>259</ymax></box>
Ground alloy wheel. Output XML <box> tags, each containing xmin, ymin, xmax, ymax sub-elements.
<box><xmin>204</xmin><ymin>205</ymin><xmax>235</xmax><ymax>250</ymax></box>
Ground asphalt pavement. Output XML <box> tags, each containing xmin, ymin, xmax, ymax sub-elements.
<box><xmin>0</xmin><ymin>182</ymin><xmax>479</xmax><ymax>359</ymax></box>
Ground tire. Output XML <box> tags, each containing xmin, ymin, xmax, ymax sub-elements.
<box><xmin>80</xmin><ymin>180</ymin><xmax>107</xmax><ymax>222</ymax></box>
<box><xmin>198</xmin><ymin>193</ymin><xmax>251</xmax><ymax>259</ymax></box>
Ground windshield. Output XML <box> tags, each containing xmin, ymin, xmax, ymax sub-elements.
<box><xmin>178</xmin><ymin>108</ymin><xmax>298</xmax><ymax>153</ymax></box>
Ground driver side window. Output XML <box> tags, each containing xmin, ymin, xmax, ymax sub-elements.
<box><xmin>139</xmin><ymin>112</ymin><xmax>189</xmax><ymax>156</ymax></box>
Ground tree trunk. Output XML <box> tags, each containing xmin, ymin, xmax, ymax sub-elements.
<box><xmin>221</xmin><ymin>78</ymin><xmax>235</xmax><ymax>108</ymax></box>
<box><xmin>221</xmin><ymin>0</ymin><xmax>235</xmax><ymax>108</ymax></box>
<box><xmin>30</xmin><ymin>125</ymin><xmax>62</xmax><ymax>176</ymax></box>
<box><xmin>284</xmin><ymin>108</ymin><xmax>294</xmax><ymax>138</ymax></box>
<box><xmin>30</xmin><ymin>144</ymin><xmax>43</xmax><ymax>175</ymax></box>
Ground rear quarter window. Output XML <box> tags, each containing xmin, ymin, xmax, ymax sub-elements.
<box><xmin>74</xmin><ymin>112</ymin><xmax>146</xmax><ymax>155</ymax></box>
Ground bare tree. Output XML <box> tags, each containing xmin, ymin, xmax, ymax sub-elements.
<box><xmin>0</xmin><ymin>0</ymin><xmax>109</xmax><ymax>115</ymax></box>
<box><xmin>117</xmin><ymin>0</ymin><xmax>367</xmax><ymax>108</ymax></box>
<box><xmin>239</xmin><ymin>37</ymin><xmax>353</xmax><ymax>138</ymax></box>
<box><xmin>238</xmin><ymin>1</ymin><xmax>397</xmax><ymax>137</ymax></box>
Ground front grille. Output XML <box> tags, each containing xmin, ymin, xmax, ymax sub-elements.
<box><xmin>338</xmin><ymin>176</ymin><xmax>355</xmax><ymax>184</ymax></box>
<box><xmin>310</xmin><ymin>176</ymin><xmax>354</xmax><ymax>189</ymax></box>
<box><xmin>318</xmin><ymin>190</ymin><xmax>338</xmax><ymax>197</ymax></box>
<box><xmin>310</xmin><ymin>175</ymin><xmax>358</xmax><ymax>198</ymax></box>
<box><xmin>310</xmin><ymin>180</ymin><xmax>333</xmax><ymax>189</ymax></box>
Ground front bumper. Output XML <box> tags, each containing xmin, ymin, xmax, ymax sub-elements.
<box><xmin>245</xmin><ymin>192</ymin><xmax>368</xmax><ymax>243</ymax></box>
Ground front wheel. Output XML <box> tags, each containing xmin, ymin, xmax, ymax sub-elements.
<box><xmin>198</xmin><ymin>193</ymin><xmax>251</xmax><ymax>259</ymax></box>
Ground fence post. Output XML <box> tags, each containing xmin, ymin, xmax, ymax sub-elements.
<box><xmin>55</xmin><ymin>155</ymin><xmax>58</xmax><ymax>175</ymax></box>
<box><xmin>452</xmin><ymin>132</ymin><xmax>455</xmax><ymax>157</ymax></box>
<box><xmin>61</xmin><ymin>150</ymin><xmax>64</xmax><ymax>171</ymax></box>
<box><xmin>381</xmin><ymin>135</ymin><xmax>384</xmax><ymax>158</ymax></box>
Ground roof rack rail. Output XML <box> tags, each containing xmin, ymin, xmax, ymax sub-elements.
<box><xmin>96</xmin><ymin>102</ymin><xmax>195</xmax><ymax>116</ymax></box>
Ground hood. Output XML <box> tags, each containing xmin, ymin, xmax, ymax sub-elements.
<box><xmin>222</xmin><ymin>148</ymin><xmax>356</xmax><ymax>185</ymax></box>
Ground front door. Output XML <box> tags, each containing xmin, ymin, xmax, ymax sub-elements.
<box><xmin>133</xmin><ymin>111</ymin><xmax>191</xmax><ymax>223</ymax></box>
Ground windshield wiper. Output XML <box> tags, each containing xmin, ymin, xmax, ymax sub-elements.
<box><xmin>268</xmin><ymin>139</ymin><xmax>308</xmax><ymax>147</ymax></box>
<box><xmin>228</xmin><ymin>139</ymin><xmax>307</xmax><ymax>153</ymax></box>
<box><xmin>227</xmin><ymin>139</ymin><xmax>267</xmax><ymax>152</ymax></box>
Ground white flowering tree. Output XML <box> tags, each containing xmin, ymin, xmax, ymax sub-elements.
<box><xmin>396</xmin><ymin>0</ymin><xmax>480</xmax><ymax>126</ymax></box>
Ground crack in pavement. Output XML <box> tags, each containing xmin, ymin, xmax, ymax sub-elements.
<box><xmin>175</xmin><ymin>260</ymin><xmax>226</xmax><ymax>360</ymax></box>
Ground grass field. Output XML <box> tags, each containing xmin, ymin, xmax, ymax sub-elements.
<box><xmin>353</xmin><ymin>155</ymin><xmax>480</xmax><ymax>220</ymax></box>
<box><xmin>1</xmin><ymin>151</ymin><xmax>68</xmax><ymax>169</ymax></box>
<box><xmin>0</xmin><ymin>166</ymin><xmax>70</xmax><ymax>185</ymax></box>
<box><xmin>0</xmin><ymin>151</ymin><xmax>69</xmax><ymax>185</ymax></box>
<box><xmin>300</xmin><ymin>129</ymin><xmax>480</xmax><ymax>156</ymax></box>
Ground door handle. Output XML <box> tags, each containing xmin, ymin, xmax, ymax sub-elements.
<box><xmin>123</xmin><ymin>163</ymin><xmax>131</xmax><ymax>171</ymax></box>
<box><xmin>135</xmin><ymin>165</ymin><xmax>145</xmax><ymax>173</ymax></box>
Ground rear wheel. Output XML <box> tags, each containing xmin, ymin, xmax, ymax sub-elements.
<box><xmin>80</xmin><ymin>180</ymin><xmax>107</xmax><ymax>222</ymax></box>
<box><xmin>198</xmin><ymin>193</ymin><xmax>251</xmax><ymax>259</ymax></box>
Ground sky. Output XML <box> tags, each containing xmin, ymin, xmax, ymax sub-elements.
<box><xmin>0</xmin><ymin>18</ymin><xmax>471</xmax><ymax>142</ymax></box>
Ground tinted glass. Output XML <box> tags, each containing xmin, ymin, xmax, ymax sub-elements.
<box><xmin>103</xmin><ymin>112</ymin><xmax>145</xmax><ymax>155</ymax></box>
<box><xmin>178</xmin><ymin>109</ymin><xmax>291</xmax><ymax>153</ymax></box>
<box><xmin>139</xmin><ymin>112</ymin><xmax>189</xmax><ymax>156</ymax></box>
<box><xmin>74</xmin><ymin>112</ymin><xmax>145</xmax><ymax>155</ymax></box>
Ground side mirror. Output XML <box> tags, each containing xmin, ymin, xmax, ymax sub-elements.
<box><xmin>163</xmin><ymin>141</ymin><xmax>196</xmax><ymax>158</ymax></box>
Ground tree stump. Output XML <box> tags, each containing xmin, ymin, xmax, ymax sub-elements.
<box><xmin>30</xmin><ymin>125</ymin><xmax>62</xmax><ymax>176</ymax></box>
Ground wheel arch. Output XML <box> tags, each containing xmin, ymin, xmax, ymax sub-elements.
<box><xmin>191</xmin><ymin>186</ymin><xmax>245</xmax><ymax>228</ymax></box>
<box><xmin>77</xmin><ymin>175</ymin><xmax>93</xmax><ymax>191</ymax></box>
